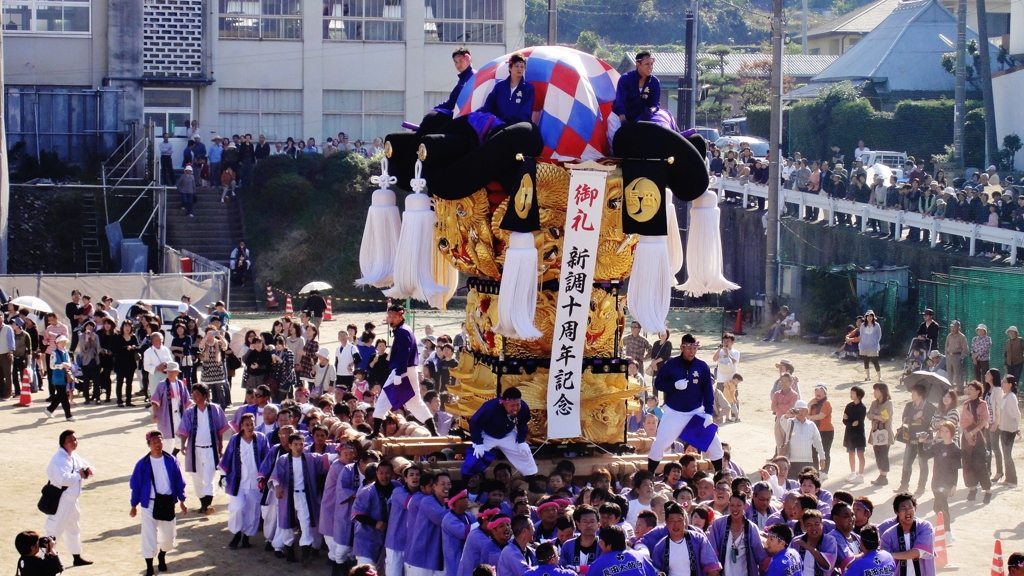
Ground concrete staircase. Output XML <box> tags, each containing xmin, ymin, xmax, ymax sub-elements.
<box><xmin>165</xmin><ymin>186</ymin><xmax>259</xmax><ymax>312</ymax></box>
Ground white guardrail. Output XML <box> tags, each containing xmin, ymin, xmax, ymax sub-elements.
<box><xmin>714</xmin><ymin>178</ymin><xmax>1024</xmax><ymax>266</ymax></box>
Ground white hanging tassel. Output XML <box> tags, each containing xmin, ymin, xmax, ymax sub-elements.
<box><xmin>356</xmin><ymin>156</ymin><xmax>401</xmax><ymax>288</ymax></box>
<box><xmin>676</xmin><ymin>190</ymin><xmax>740</xmax><ymax>297</ymax></box>
<box><xmin>666</xmin><ymin>192</ymin><xmax>684</xmax><ymax>276</ymax></box>
<box><xmin>384</xmin><ymin>158</ymin><xmax>447</xmax><ymax>303</ymax></box>
<box><xmin>627</xmin><ymin>235</ymin><xmax>672</xmax><ymax>333</ymax></box>
<box><xmin>494</xmin><ymin>231</ymin><xmax>542</xmax><ymax>340</ymax></box>
<box><xmin>427</xmin><ymin>252</ymin><xmax>459</xmax><ymax>311</ymax></box>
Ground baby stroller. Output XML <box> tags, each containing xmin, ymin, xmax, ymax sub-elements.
<box><xmin>899</xmin><ymin>338</ymin><xmax>930</xmax><ymax>388</ymax></box>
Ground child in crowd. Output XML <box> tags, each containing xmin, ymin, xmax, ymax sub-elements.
<box><xmin>724</xmin><ymin>373</ymin><xmax>742</xmax><ymax>422</ymax></box>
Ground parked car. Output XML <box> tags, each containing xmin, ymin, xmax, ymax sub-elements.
<box><xmin>695</xmin><ymin>126</ymin><xmax>720</xmax><ymax>143</ymax></box>
<box><xmin>715</xmin><ymin>135</ymin><xmax>770</xmax><ymax>159</ymax></box>
<box><xmin>114</xmin><ymin>299</ymin><xmax>239</xmax><ymax>337</ymax></box>
<box><xmin>721</xmin><ymin>117</ymin><xmax>747</xmax><ymax>136</ymax></box>
<box><xmin>858</xmin><ymin>150</ymin><xmax>908</xmax><ymax>180</ymax></box>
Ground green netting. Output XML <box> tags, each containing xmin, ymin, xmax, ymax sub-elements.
<box><xmin>917</xmin><ymin>267</ymin><xmax>1024</xmax><ymax>370</ymax></box>
<box><xmin>882</xmin><ymin>280</ymin><xmax>899</xmax><ymax>346</ymax></box>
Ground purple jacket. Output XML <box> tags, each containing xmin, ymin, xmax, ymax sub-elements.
<box><xmin>651</xmin><ymin>529</ymin><xmax>722</xmax><ymax>575</ymax></box>
<box><xmin>387</xmin><ymin>483</ymin><xmax>416</xmax><ymax>552</ymax></box>
<box><xmin>129</xmin><ymin>452</ymin><xmax>186</xmax><ymax>509</ymax></box>
<box><xmin>319</xmin><ymin>460</ymin><xmax>344</xmax><ymax>538</ymax></box>
<box><xmin>442</xmin><ymin>510</ymin><xmax>476</xmax><ymax>576</ymax></box>
<box><xmin>881</xmin><ymin>520</ymin><xmax>935</xmax><ymax>576</ymax></box>
<box><xmin>707</xmin><ymin>515</ymin><xmax>768</xmax><ymax>575</ymax></box>
<box><xmin>177</xmin><ymin>403</ymin><xmax>229</xmax><ymax>473</ymax></box>
<box><xmin>407</xmin><ymin>494</ymin><xmax>447</xmax><ymax>570</ymax></box>
<box><xmin>270</xmin><ymin>452</ymin><xmax>326</xmax><ymax>529</ymax></box>
<box><xmin>218</xmin><ymin>432</ymin><xmax>270</xmax><ymax>497</ymax></box>
<box><xmin>151</xmin><ymin>379</ymin><xmax>192</xmax><ymax>440</ymax></box>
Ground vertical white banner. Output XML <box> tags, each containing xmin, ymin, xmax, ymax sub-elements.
<box><xmin>546</xmin><ymin>168</ymin><xmax>608</xmax><ymax>439</ymax></box>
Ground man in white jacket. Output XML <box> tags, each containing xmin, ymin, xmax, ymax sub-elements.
<box><xmin>45</xmin><ymin>430</ymin><xmax>95</xmax><ymax>566</ymax></box>
<box><xmin>144</xmin><ymin>333</ymin><xmax>174</xmax><ymax>400</ymax></box>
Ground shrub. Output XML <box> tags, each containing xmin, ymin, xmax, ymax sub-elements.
<box><xmin>260</xmin><ymin>173</ymin><xmax>314</xmax><ymax>216</ymax></box>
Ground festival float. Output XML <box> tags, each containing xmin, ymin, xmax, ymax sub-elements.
<box><xmin>355</xmin><ymin>46</ymin><xmax>739</xmax><ymax>472</ymax></box>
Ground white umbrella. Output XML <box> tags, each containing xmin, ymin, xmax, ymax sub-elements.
<box><xmin>299</xmin><ymin>281</ymin><xmax>333</xmax><ymax>294</ymax></box>
<box><xmin>230</xmin><ymin>327</ymin><xmax>259</xmax><ymax>357</ymax></box>
<box><xmin>9</xmin><ymin>296</ymin><xmax>53</xmax><ymax>314</ymax></box>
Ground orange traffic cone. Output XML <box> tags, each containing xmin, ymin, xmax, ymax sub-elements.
<box><xmin>266</xmin><ymin>283</ymin><xmax>278</xmax><ymax>309</ymax></box>
<box><xmin>284</xmin><ymin>294</ymin><xmax>293</xmax><ymax>317</ymax></box>
<box><xmin>733</xmin><ymin>308</ymin><xmax>744</xmax><ymax>335</ymax></box>
<box><xmin>324</xmin><ymin>296</ymin><xmax>333</xmax><ymax>321</ymax></box>
<box><xmin>992</xmin><ymin>539</ymin><xmax>1005</xmax><ymax>576</ymax></box>
<box><xmin>17</xmin><ymin>369</ymin><xmax>32</xmax><ymax>406</ymax></box>
<box><xmin>934</xmin><ymin>511</ymin><xmax>949</xmax><ymax>569</ymax></box>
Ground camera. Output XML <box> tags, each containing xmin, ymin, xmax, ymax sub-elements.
<box><xmin>37</xmin><ymin>536</ymin><xmax>53</xmax><ymax>548</ymax></box>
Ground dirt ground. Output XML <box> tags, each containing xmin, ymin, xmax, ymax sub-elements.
<box><xmin>1</xmin><ymin>312</ymin><xmax>1021</xmax><ymax>574</ymax></box>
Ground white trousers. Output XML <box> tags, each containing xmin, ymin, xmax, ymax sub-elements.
<box><xmin>190</xmin><ymin>447</ymin><xmax>216</xmax><ymax>498</ymax></box>
<box><xmin>262</xmin><ymin>492</ymin><xmax>279</xmax><ymax>542</ymax></box>
<box><xmin>140</xmin><ymin>505</ymin><xmax>176</xmax><ymax>559</ymax></box>
<box><xmin>373</xmin><ymin>370</ymin><xmax>432</xmax><ymax>423</ymax></box>
<box><xmin>482</xmin><ymin>431</ymin><xmax>539</xmax><ymax>475</ymax></box>
<box><xmin>227</xmin><ymin>487</ymin><xmax>261</xmax><ymax>536</ymax></box>
<box><xmin>274</xmin><ymin>491</ymin><xmax>314</xmax><ymax>548</ymax></box>
<box><xmin>325</xmin><ymin>535</ymin><xmax>338</xmax><ymax>562</ymax></box>
<box><xmin>386</xmin><ymin>548</ymin><xmax>405</xmax><ymax>576</ymax></box>
<box><xmin>648</xmin><ymin>405</ymin><xmax>723</xmax><ymax>462</ymax></box>
<box><xmin>45</xmin><ymin>494</ymin><xmax>82</xmax><ymax>555</ymax></box>
<box><xmin>336</xmin><ymin>543</ymin><xmax>354</xmax><ymax>563</ymax></box>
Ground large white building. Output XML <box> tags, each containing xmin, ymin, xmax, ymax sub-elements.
<box><xmin>1</xmin><ymin>0</ymin><xmax>526</xmax><ymax>162</ymax></box>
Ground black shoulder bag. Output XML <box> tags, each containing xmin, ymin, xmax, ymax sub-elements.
<box><xmin>150</xmin><ymin>455</ymin><xmax>177</xmax><ymax>521</ymax></box>
<box><xmin>37</xmin><ymin>482</ymin><xmax>67</xmax><ymax>515</ymax></box>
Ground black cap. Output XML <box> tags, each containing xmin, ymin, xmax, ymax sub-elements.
<box><xmin>921</xmin><ymin>308</ymin><xmax>934</xmax><ymax>316</ymax></box>
<box><xmin>388</xmin><ymin>303</ymin><xmax>405</xmax><ymax>313</ymax></box>
<box><xmin>680</xmin><ymin>333</ymin><xmax>697</xmax><ymax>344</ymax></box>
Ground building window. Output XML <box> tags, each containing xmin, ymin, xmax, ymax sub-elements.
<box><xmin>424</xmin><ymin>0</ymin><xmax>502</xmax><ymax>43</ymax></box>
<box><xmin>2</xmin><ymin>0</ymin><xmax>90</xmax><ymax>34</ymax></box>
<box><xmin>323</xmin><ymin>90</ymin><xmax>404</xmax><ymax>143</ymax></box>
<box><xmin>423</xmin><ymin>91</ymin><xmax>449</xmax><ymax>115</ymax></box>
<box><xmin>219</xmin><ymin>0</ymin><xmax>301</xmax><ymax>39</ymax></box>
<box><xmin>323</xmin><ymin>0</ymin><xmax>403</xmax><ymax>41</ymax></box>
<box><xmin>219</xmin><ymin>88</ymin><xmax>303</xmax><ymax>140</ymax></box>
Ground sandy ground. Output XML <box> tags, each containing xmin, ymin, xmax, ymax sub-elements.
<box><xmin>1</xmin><ymin>312</ymin><xmax>1022</xmax><ymax>575</ymax></box>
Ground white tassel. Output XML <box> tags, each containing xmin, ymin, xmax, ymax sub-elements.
<box><xmin>666</xmin><ymin>193</ymin><xmax>684</xmax><ymax>276</ymax></box>
<box><xmin>627</xmin><ymin>235</ymin><xmax>672</xmax><ymax>333</ymax></box>
<box><xmin>355</xmin><ymin>188</ymin><xmax>402</xmax><ymax>288</ymax></box>
<box><xmin>494</xmin><ymin>231</ymin><xmax>542</xmax><ymax>340</ymax></box>
<box><xmin>676</xmin><ymin>190</ymin><xmax>740</xmax><ymax>297</ymax></box>
<box><xmin>427</xmin><ymin>251</ymin><xmax>459</xmax><ymax>311</ymax></box>
<box><xmin>384</xmin><ymin>193</ymin><xmax>448</xmax><ymax>303</ymax></box>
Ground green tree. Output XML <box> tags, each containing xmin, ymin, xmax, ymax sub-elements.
<box><xmin>697</xmin><ymin>45</ymin><xmax>740</xmax><ymax>124</ymax></box>
<box><xmin>1001</xmin><ymin>133</ymin><xmax>1022</xmax><ymax>170</ymax></box>
<box><xmin>575</xmin><ymin>31</ymin><xmax>601</xmax><ymax>54</ymax></box>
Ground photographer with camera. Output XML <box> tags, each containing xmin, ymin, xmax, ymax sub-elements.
<box><xmin>14</xmin><ymin>531</ymin><xmax>63</xmax><ymax>576</ymax></box>
<box><xmin>44</xmin><ymin>430</ymin><xmax>93</xmax><ymax>566</ymax></box>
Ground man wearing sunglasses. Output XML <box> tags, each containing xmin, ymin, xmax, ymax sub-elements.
<box><xmin>647</xmin><ymin>333</ymin><xmax>724</xmax><ymax>475</ymax></box>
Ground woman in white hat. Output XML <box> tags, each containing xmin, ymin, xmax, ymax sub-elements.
<box><xmin>971</xmin><ymin>324</ymin><xmax>992</xmax><ymax>382</ymax></box>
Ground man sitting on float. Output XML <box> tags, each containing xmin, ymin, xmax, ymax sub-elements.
<box><xmin>609</xmin><ymin>51</ymin><xmax>676</xmax><ymax>144</ymax></box>
<box><xmin>473</xmin><ymin>52</ymin><xmax>538</xmax><ymax>136</ymax></box>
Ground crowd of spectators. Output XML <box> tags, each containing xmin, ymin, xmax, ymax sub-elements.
<box><xmin>709</xmin><ymin>138</ymin><xmax>1022</xmax><ymax>258</ymax></box>
<box><xmin>160</xmin><ymin>125</ymin><xmax>385</xmax><ymax>192</ymax></box>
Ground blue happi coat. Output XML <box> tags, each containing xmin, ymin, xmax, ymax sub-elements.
<box><xmin>442</xmin><ymin>510</ymin><xmax>476</xmax><ymax>576</ymax></box>
<box><xmin>218</xmin><ymin>431</ymin><xmax>270</xmax><ymax>496</ymax></box>
<box><xmin>407</xmin><ymin>494</ymin><xmax>447</xmax><ymax>571</ymax></box>
<box><xmin>352</xmin><ymin>481</ymin><xmax>394</xmax><ymax>560</ymax></box>
<box><xmin>270</xmin><ymin>452</ymin><xmax>326</xmax><ymax>529</ymax></box>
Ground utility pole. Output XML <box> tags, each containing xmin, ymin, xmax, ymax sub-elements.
<box><xmin>680</xmin><ymin>2</ymin><xmax>697</xmax><ymax>129</ymax></box>
<box><xmin>688</xmin><ymin>0</ymin><xmax>700</xmax><ymax>128</ymax></box>
<box><xmin>766</xmin><ymin>0</ymin><xmax>784</xmax><ymax>309</ymax></box>
<box><xmin>548</xmin><ymin>0</ymin><xmax>557</xmax><ymax>45</ymax></box>
<box><xmin>0</xmin><ymin>23</ymin><xmax>9</xmax><ymax>274</ymax></box>
<box><xmin>953</xmin><ymin>0</ymin><xmax>967</xmax><ymax>170</ymax></box>
<box><xmin>975</xmin><ymin>0</ymin><xmax>998</xmax><ymax>167</ymax></box>
<box><xmin>801</xmin><ymin>0</ymin><xmax>808</xmax><ymax>55</ymax></box>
